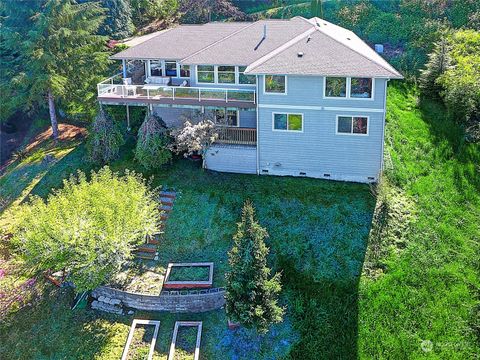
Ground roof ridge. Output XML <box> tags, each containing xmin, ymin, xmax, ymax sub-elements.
<box><xmin>244</xmin><ymin>27</ymin><xmax>317</xmax><ymax>73</ymax></box>
<box><xmin>311</xmin><ymin>18</ymin><xmax>401</xmax><ymax>77</ymax></box>
<box><xmin>179</xmin><ymin>21</ymin><xmax>258</xmax><ymax>63</ymax></box>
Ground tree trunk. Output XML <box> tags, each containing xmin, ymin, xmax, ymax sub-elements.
<box><xmin>48</xmin><ymin>89</ymin><xmax>59</xmax><ymax>140</ymax></box>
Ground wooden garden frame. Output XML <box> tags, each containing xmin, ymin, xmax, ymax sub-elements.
<box><xmin>163</xmin><ymin>262</ymin><xmax>214</xmax><ymax>289</ymax></box>
<box><xmin>167</xmin><ymin>321</ymin><xmax>203</xmax><ymax>360</ymax></box>
<box><xmin>121</xmin><ymin>319</ymin><xmax>161</xmax><ymax>360</ymax></box>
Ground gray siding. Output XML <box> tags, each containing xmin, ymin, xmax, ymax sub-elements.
<box><xmin>239</xmin><ymin>109</ymin><xmax>256</xmax><ymax>128</ymax></box>
<box><xmin>205</xmin><ymin>145</ymin><xmax>256</xmax><ymax>174</ymax></box>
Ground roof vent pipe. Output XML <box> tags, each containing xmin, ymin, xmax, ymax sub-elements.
<box><xmin>263</xmin><ymin>24</ymin><xmax>267</xmax><ymax>39</ymax></box>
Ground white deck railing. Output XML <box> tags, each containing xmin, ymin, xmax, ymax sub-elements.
<box><xmin>97</xmin><ymin>74</ymin><xmax>256</xmax><ymax>104</ymax></box>
<box><xmin>216</xmin><ymin>127</ymin><xmax>257</xmax><ymax>145</ymax></box>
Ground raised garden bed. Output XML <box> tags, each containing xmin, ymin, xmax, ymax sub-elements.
<box><xmin>168</xmin><ymin>321</ymin><xmax>202</xmax><ymax>360</ymax></box>
<box><xmin>163</xmin><ymin>263</ymin><xmax>213</xmax><ymax>289</ymax></box>
<box><xmin>121</xmin><ymin>319</ymin><xmax>160</xmax><ymax>360</ymax></box>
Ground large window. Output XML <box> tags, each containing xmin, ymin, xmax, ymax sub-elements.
<box><xmin>150</xmin><ymin>60</ymin><xmax>163</xmax><ymax>77</ymax></box>
<box><xmin>213</xmin><ymin>107</ymin><xmax>238</xmax><ymax>126</ymax></box>
<box><xmin>165</xmin><ymin>61</ymin><xmax>177</xmax><ymax>77</ymax></box>
<box><xmin>217</xmin><ymin>66</ymin><xmax>235</xmax><ymax>84</ymax></box>
<box><xmin>179</xmin><ymin>65</ymin><xmax>190</xmax><ymax>78</ymax></box>
<box><xmin>325</xmin><ymin>77</ymin><xmax>373</xmax><ymax>99</ymax></box>
<box><xmin>337</xmin><ymin>116</ymin><xmax>368</xmax><ymax>135</ymax></box>
<box><xmin>265</xmin><ymin>75</ymin><xmax>286</xmax><ymax>94</ymax></box>
<box><xmin>350</xmin><ymin>78</ymin><xmax>372</xmax><ymax>98</ymax></box>
<box><xmin>239</xmin><ymin>66</ymin><xmax>256</xmax><ymax>85</ymax></box>
<box><xmin>325</xmin><ymin>77</ymin><xmax>347</xmax><ymax>98</ymax></box>
<box><xmin>197</xmin><ymin>65</ymin><xmax>215</xmax><ymax>83</ymax></box>
<box><xmin>273</xmin><ymin>113</ymin><xmax>303</xmax><ymax>131</ymax></box>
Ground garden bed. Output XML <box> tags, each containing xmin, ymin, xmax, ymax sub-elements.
<box><xmin>163</xmin><ymin>263</ymin><xmax>213</xmax><ymax>289</ymax></box>
<box><xmin>168</xmin><ymin>321</ymin><xmax>202</xmax><ymax>360</ymax></box>
<box><xmin>121</xmin><ymin>319</ymin><xmax>160</xmax><ymax>360</ymax></box>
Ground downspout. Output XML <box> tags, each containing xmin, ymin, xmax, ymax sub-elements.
<box><xmin>380</xmin><ymin>79</ymin><xmax>389</xmax><ymax>176</ymax></box>
<box><xmin>256</xmin><ymin>75</ymin><xmax>260</xmax><ymax>175</ymax></box>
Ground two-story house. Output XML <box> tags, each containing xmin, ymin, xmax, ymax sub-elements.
<box><xmin>97</xmin><ymin>16</ymin><xmax>402</xmax><ymax>183</ymax></box>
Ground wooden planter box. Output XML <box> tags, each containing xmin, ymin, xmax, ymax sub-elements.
<box><xmin>167</xmin><ymin>321</ymin><xmax>202</xmax><ymax>360</ymax></box>
<box><xmin>121</xmin><ymin>319</ymin><xmax>161</xmax><ymax>360</ymax></box>
<box><xmin>163</xmin><ymin>262</ymin><xmax>213</xmax><ymax>290</ymax></box>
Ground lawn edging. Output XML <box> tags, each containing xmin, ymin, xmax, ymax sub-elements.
<box><xmin>91</xmin><ymin>286</ymin><xmax>225</xmax><ymax>313</ymax></box>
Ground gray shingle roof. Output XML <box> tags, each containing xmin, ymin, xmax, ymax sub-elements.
<box><xmin>111</xmin><ymin>22</ymin><xmax>250</xmax><ymax>60</ymax></box>
<box><xmin>111</xmin><ymin>17</ymin><xmax>402</xmax><ymax>79</ymax></box>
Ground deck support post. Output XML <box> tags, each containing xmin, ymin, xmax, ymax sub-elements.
<box><xmin>122</xmin><ymin>59</ymin><xmax>127</xmax><ymax>79</ymax></box>
<box><xmin>126</xmin><ymin>104</ymin><xmax>130</xmax><ymax>131</ymax></box>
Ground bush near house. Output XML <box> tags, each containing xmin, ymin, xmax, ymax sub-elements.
<box><xmin>135</xmin><ymin>113</ymin><xmax>172</xmax><ymax>169</ymax></box>
<box><xmin>11</xmin><ymin>167</ymin><xmax>159</xmax><ymax>291</ymax></box>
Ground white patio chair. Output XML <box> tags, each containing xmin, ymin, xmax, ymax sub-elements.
<box><xmin>122</xmin><ymin>77</ymin><xmax>136</xmax><ymax>96</ymax></box>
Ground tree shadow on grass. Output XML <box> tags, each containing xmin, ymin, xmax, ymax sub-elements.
<box><xmin>0</xmin><ymin>283</ymin><xmax>130</xmax><ymax>360</ymax></box>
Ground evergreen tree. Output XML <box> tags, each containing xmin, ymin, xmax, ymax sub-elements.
<box><xmin>87</xmin><ymin>107</ymin><xmax>125</xmax><ymax>163</ymax></box>
<box><xmin>225</xmin><ymin>200</ymin><xmax>284</xmax><ymax>334</ymax></box>
<box><xmin>100</xmin><ymin>0</ymin><xmax>134</xmax><ymax>39</ymax></box>
<box><xmin>310</xmin><ymin>0</ymin><xmax>323</xmax><ymax>18</ymax></box>
<box><xmin>135</xmin><ymin>113</ymin><xmax>172</xmax><ymax>169</ymax></box>
<box><xmin>419</xmin><ymin>36</ymin><xmax>450</xmax><ymax>97</ymax></box>
<box><xmin>1</xmin><ymin>0</ymin><xmax>109</xmax><ymax>139</ymax></box>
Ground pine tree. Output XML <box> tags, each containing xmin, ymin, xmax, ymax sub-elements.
<box><xmin>225</xmin><ymin>200</ymin><xmax>284</xmax><ymax>334</ymax></box>
<box><xmin>135</xmin><ymin>113</ymin><xmax>172</xmax><ymax>169</ymax></box>
<box><xmin>419</xmin><ymin>37</ymin><xmax>450</xmax><ymax>97</ymax></box>
<box><xmin>100</xmin><ymin>0</ymin><xmax>134</xmax><ymax>39</ymax></box>
<box><xmin>87</xmin><ymin>107</ymin><xmax>125</xmax><ymax>163</ymax></box>
<box><xmin>1</xmin><ymin>0</ymin><xmax>109</xmax><ymax>139</ymax></box>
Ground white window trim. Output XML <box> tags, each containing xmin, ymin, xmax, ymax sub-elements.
<box><xmin>195</xmin><ymin>65</ymin><xmax>257</xmax><ymax>86</ymax></box>
<box><xmin>335</xmin><ymin>115</ymin><xmax>370</xmax><ymax>136</ymax></box>
<box><xmin>148</xmin><ymin>59</ymin><xmax>165</xmax><ymax>78</ymax></box>
<box><xmin>272</xmin><ymin>112</ymin><xmax>304</xmax><ymax>132</ymax></box>
<box><xmin>263</xmin><ymin>75</ymin><xmax>288</xmax><ymax>95</ymax></box>
<box><xmin>323</xmin><ymin>77</ymin><xmax>375</xmax><ymax>101</ymax></box>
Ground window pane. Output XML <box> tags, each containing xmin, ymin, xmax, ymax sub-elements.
<box><xmin>239</xmin><ymin>73</ymin><xmax>256</xmax><ymax>84</ymax></box>
<box><xmin>325</xmin><ymin>77</ymin><xmax>346</xmax><ymax>97</ymax></box>
<box><xmin>197</xmin><ymin>71</ymin><xmax>214</xmax><ymax>83</ymax></box>
<box><xmin>218</xmin><ymin>72</ymin><xmax>235</xmax><ymax>84</ymax></box>
<box><xmin>226</xmin><ymin>109</ymin><xmax>238</xmax><ymax>126</ymax></box>
<box><xmin>180</xmin><ymin>65</ymin><xmax>190</xmax><ymax>78</ymax></box>
<box><xmin>274</xmin><ymin>113</ymin><xmax>287</xmax><ymax>130</ymax></box>
<box><xmin>337</xmin><ymin>116</ymin><xmax>352</xmax><ymax>133</ymax></box>
<box><xmin>165</xmin><ymin>61</ymin><xmax>177</xmax><ymax>77</ymax></box>
<box><xmin>265</xmin><ymin>75</ymin><xmax>286</xmax><ymax>93</ymax></box>
<box><xmin>288</xmin><ymin>114</ymin><xmax>302</xmax><ymax>131</ymax></box>
<box><xmin>198</xmin><ymin>65</ymin><xmax>214</xmax><ymax>72</ymax></box>
<box><xmin>350</xmin><ymin>78</ymin><xmax>372</xmax><ymax>98</ymax></box>
<box><xmin>218</xmin><ymin>66</ymin><xmax>235</xmax><ymax>72</ymax></box>
<box><xmin>150</xmin><ymin>60</ymin><xmax>162</xmax><ymax>76</ymax></box>
<box><xmin>353</xmin><ymin>117</ymin><xmax>368</xmax><ymax>134</ymax></box>
<box><xmin>214</xmin><ymin>108</ymin><xmax>225</xmax><ymax>123</ymax></box>
<box><xmin>239</xmin><ymin>66</ymin><xmax>256</xmax><ymax>84</ymax></box>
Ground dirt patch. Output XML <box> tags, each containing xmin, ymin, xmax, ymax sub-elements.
<box><xmin>24</xmin><ymin>124</ymin><xmax>87</xmax><ymax>153</ymax></box>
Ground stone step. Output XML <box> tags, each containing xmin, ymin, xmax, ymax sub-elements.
<box><xmin>135</xmin><ymin>244</ymin><xmax>156</xmax><ymax>253</ymax></box>
<box><xmin>159</xmin><ymin>197</ymin><xmax>174</xmax><ymax>206</ymax></box>
<box><xmin>147</xmin><ymin>236</ymin><xmax>160</xmax><ymax>245</ymax></box>
<box><xmin>160</xmin><ymin>214</ymin><xmax>169</xmax><ymax>221</ymax></box>
<box><xmin>135</xmin><ymin>252</ymin><xmax>156</xmax><ymax>260</ymax></box>
<box><xmin>159</xmin><ymin>191</ymin><xmax>176</xmax><ymax>199</ymax></box>
<box><xmin>160</xmin><ymin>204</ymin><xmax>173</xmax><ymax>212</ymax></box>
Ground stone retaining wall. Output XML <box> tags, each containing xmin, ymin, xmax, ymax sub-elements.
<box><xmin>91</xmin><ymin>286</ymin><xmax>225</xmax><ymax>313</ymax></box>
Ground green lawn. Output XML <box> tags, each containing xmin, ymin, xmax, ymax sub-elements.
<box><xmin>1</xmin><ymin>83</ymin><xmax>478</xmax><ymax>359</ymax></box>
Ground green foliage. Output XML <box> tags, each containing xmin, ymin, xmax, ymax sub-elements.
<box><xmin>0</xmin><ymin>0</ymin><xmax>110</xmax><ymax>120</ymax></box>
<box><xmin>419</xmin><ymin>36</ymin><xmax>451</xmax><ymax>96</ymax></box>
<box><xmin>180</xmin><ymin>0</ymin><xmax>243</xmax><ymax>23</ymax></box>
<box><xmin>130</xmin><ymin>0</ymin><xmax>179</xmax><ymax>28</ymax></box>
<box><xmin>87</xmin><ymin>107</ymin><xmax>125</xmax><ymax>163</ymax></box>
<box><xmin>225</xmin><ymin>201</ymin><xmax>284</xmax><ymax>333</ymax></box>
<box><xmin>100</xmin><ymin>0</ymin><xmax>134</xmax><ymax>39</ymax></box>
<box><xmin>12</xmin><ymin>167</ymin><xmax>160</xmax><ymax>291</ymax></box>
<box><xmin>134</xmin><ymin>113</ymin><xmax>172</xmax><ymax>169</ymax></box>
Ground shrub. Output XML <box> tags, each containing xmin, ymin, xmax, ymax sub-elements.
<box><xmin>225</xmin><ymin>200</ymin><xmax>284</xmax><ymax>333</ymax></box>
<box><xmin>12</xmin><ymin>167</ymin><xmax>160</xmax><ymax>291</ymax></box>
<box><xmin>86</xmin><ymin>107</ymin><xmax>125</xmax><ymax>163</ymax></box>
<box><xmin>135</xmin><ymin>113</ymin><xmax>172</xmax><ymax>169</ymax></box>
